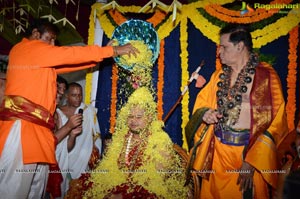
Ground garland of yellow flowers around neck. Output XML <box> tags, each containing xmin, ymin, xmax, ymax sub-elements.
<box><xmin>84</xmin><ymin>87</ymin><xmax>188</xmax><ymax>199</ymax></box>
<box><xmin>216</xmin><ymin>53</ymin><xmax>258</xmax><ymax>130</ymax></box>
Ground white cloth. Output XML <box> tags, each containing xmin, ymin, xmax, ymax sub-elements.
<box><xmin>0</xmin><ymin>120</ymin><xmax>49</xmax><ymax>199</ymax></box>
<box><xmin>55</xmin><ymin>103</ymin><xmax>102</xmax><ymax>197</ymax></box>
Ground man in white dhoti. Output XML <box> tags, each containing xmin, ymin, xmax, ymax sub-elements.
<box><xmin>55</xmin><ymin>82</ymin><xmax>102</xmax><ymax>198</ymax></box>
<box><xmin>0</xmin><ymin>72</ymin><xmax>5</xmax><ymax>105</ymax></box>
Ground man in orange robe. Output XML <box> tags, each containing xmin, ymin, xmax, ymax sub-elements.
<box><xmin>0</xmin><ymin>19</ymin><xmax>137</xmax><ymax>199</ymax></box>
<box><xmin>188</xmin><ymin>24</ymin><xmax>289</xmax><ymax>199</ymax></box>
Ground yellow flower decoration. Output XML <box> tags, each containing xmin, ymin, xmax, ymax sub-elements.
<box><xmin>84</xmin><ymin>87</ymin><xmax>188</xmax><ymax>198</ymax></box>
<box><xmin>118</xmin><ymin>40</ymin><xmax>153</xmax><ymax>69</ymax></box>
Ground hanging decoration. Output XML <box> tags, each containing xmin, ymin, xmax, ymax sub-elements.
<box><xmin>52</xmin><ymin>0</ymin><xmax>76</xmax><ymax>28</ymax></box>
<box><xmin>179</xmin><ymin>15</ymin><xmax>189</xmax><ymax>149</ymax></box>
<box><xmin>157</xmin><ymin>39</ymin><xmax>165</xmax><ymax>121</ymax></box>
<box><xmin>87</xmin><ymin>0</ymin><xmax>299</xmax><ymax>147</ymax></box>
<box><xmin>167</xmin><ymin>0</ymin><xmax>182</xmax><ymax>22</ymax></box>
<box><xmin>0</xmin><ymin>0</ymin><xmax>83</xmax><ymax>35</ymax></box>
<box><xmin>100</xmin><ymin>1</ymin><xmax>123</xmax><ymax>12</ymax></box>
<box><xmin>109</xmin><ymin>64</ymin><xmax>119</xmax><ymax>134</ymax></box>
<box><xmin>138</xmin><ymin>0</ymin><xmax>168</xmax><ymax>13</ymax></box>
<box><xmin>75</xmin><ymin>0</ymin><xmax>81</xmax><ymax>21</ymax></box>
<box><xmin>286</xmin><ymin>26</ymin><xmax>298</xmax><ymax>131</ymax></box>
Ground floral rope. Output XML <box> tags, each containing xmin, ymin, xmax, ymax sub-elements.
<box><xmin>204</xmin><ymin>4</ymin><xmax>278</xmax><ymax>24</ymax></box>
<box><xmin>180</xmin><ymin>15</ymin><xmax>189</xmax><ymax>150</ymax></box>
<box><xmin>84</xmin><ymin>5</ymin><xmax>97</xmax><ymax>104</ymax></box>
<box><xmin>286</xmin><ymin>26</ymin><xmax>298</xmax><ymax>131</ymax></box>
<box><xmin>188</xmin><ymin>7</ymin><xmax>221</xmax><ymax>45</ymax></box>
<box><xmin>147</xmin><ymin>11</ymin><xmax>167</xmax><ymax>27</ymax></box>
<box><xmin>157</xmin><ymin>39</ymin><xmax>165</xmax><ymax>120</ymax></box>
<box><xmin>251</xmin><ymin>10</ymin><xmax>300</xmax><ymax>48</ymax></box>
<box><xmin>110</xmin><ymin>64</ymin><xmax>119</xmax><ymax>133</ymax></box>
<box><xmin>204</xmin><ymin>0</ymin><xmax>293</xmax><ymax>23</ymax></box>
<box><xmin>87</xmin><ymin>0</ymin><xmax>300</xmax><ymax>143</ymax></box>
<box><xmin>108</xmin><ymin>9</ymin><xmax>126</xmax><ymax>26</ymax></box>
<box><xmin>92</xmin><ymin>0</ymin><xmax>300</xmax><ymax>55</ymax></box>
<box><xmin>216</xmin><ymin>45</ymin><xmax>222</xmax><ymax>70</ymax></box>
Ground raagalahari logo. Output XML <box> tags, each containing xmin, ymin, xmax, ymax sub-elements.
<box><xmin>240</xmin><ymin>2</ymin><xmax>254</xmax><ymax>15</ymax></box>
<box><xmin>253</xmin><ymin>2</ymin><xmax>299</xmax><ymax>10</ymax></box>
<box><xmin>240</xmin><ymin>1</ymin><xmax>300</xmax><ymax>15</ymax></box>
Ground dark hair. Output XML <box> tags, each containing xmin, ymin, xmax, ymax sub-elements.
<box><xmin>220</xmin><ymin>23</ymin><xmax>253</xmax><ymax>52</ymax></box>
<box><xmin>57</xmin><ymin>75</ymin><xmax>68</xmax><ymax>90</ymax></box>
<box><xmin>24</xmin><ymin>18</ymin><xmax>59</xmax><ymax>38</ymax></box>
<box><xmin>68</xmin><ymin>82</ymin><xmax>82</xmax><ymax>91</ymax></box>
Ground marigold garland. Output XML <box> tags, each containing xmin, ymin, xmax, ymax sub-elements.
<box><xmin>106</xmin><ymin>8</ymin><xmax>166</xmax><ymax>131</ymax></box>
<box><xmin>108</xmin><ymin>9</ymin><xmax>126</xmax><ymax>25</ymax></box>
<box><xmin>286</xmin><ymin>26</ymin><xmax>298</xmax><ymax>131</ymax></box>
<box><xmin>84</xmin><ymin>87</ymin><xmax>188</xmax><ymax>198</ymax></box>
<box><xmin>97</xmin><ymin>11</ymin><xmax>116</xmax><ymax>39</ymax></box>
<box><xmin>156</xmin><ymin>13</ymin><xmax>181</xmax><ymax>40</ymax></box>
<box><xmin>204</xmin><ymin>4</ymin><xmax>278</xmax><ymax>24</ymax></box>
<box><xmin>84</xmin><ymin>5</ymin><xmax>98</xmax><ymax>105</ymax></box>
<box><xmin>87</xmin><ymin>0</ymin><xmax>300</xmax><ymax>145</ymax></box>
<box><xmin>109</xmin><ymin>64</ymin><xmax>119</xmax><ymax>133</ymax></box>
<box><xmin>204</xmin><ymin>0</ymin><xmax>293</xmax><ymax>21</ymax></box>
<box><xmin>216</xmin><ymin>45</ymin><xmax>222</xmax><ymax>70</ymax></box>
<box><xmin>157</xmin><ymin>39</ymin><xmax>165</xmax><ymax>120</ymax></box>
<box><xmin>179</xmin><ymin>15</ymin><xmax>189</xmax><ymax>150</ymax></box>
<box><xmin>147</xmin><ymin>11</ymin><xmax>167</xmax><ymax>27</ymax></box>
<box><xmin>251</xmin><ymin>11</ymin><xmax>300</xmax><ymax>48</ymax></box>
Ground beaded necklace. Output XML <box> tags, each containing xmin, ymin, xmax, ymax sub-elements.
<box><xmin>216</xmin><ymin>53</ymin><xmax>258</xmax><ymax>130</ymax></box>
<box><xmin>118</xmin><ymin>131</ymin><xmax>148</xmax><ymax>170</ymax></box>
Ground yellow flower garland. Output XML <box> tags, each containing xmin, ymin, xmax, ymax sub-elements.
<box><xmin>106</xmin><ymin>8</ymin><xmax>166</xmax><ymax>132</ymax></box>
<box><xmin>84</xmin><ymin>87</ymin><xmax>188</xmax><ymax>198</ymax></box>
<box><xmin>86</xmin><ymin>0</ymin><xmax>299</xmax><ymax>146</ymax></box>
<box><xmin>204</xmin><ymin>4</ymin><xmax>278</xmax><ymax>24</ymax></box>
<box><xmin>251</xmin><ymin>10</ymin><xmax>300</xmax><ymax>48</ymax></box>
<box><xmin>180</xmin><ymin>14</ymin><xmax>189</xmax><ymax>150</ymax></box>
<box><xmin>84</xmin><ymin>5</ymin><xmax>98</xmax><ymax>105</ymax></box>
<box><xmin>204</xmin><ymin>0</ymin><xmax>293</xmax><ymax>22</ymax></box>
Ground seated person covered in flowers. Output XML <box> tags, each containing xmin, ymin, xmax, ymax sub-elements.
<box><xmin>84</xmin><ymin>87</ymin><xmax>188</xmax><ymax>199</ymax></box>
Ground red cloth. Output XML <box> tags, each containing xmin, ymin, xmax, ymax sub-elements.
<box><xmin>0</xmin><ymin>95</ymin><xmax>55</xmax><ymax>130</ymax></box>
<box><xmin>0</xmin><ymin>37</ymin><xmax>113</xmax><ymax>164</ymax></box>
<box><xmin>46</xmin><ymin>164</ymin><xmax>63</xmax><ymax>198</ymax></box>
<box><xmin>107</xmin><ymin>184</ymin><xmax>158</xmax><ymax>199</ymax></box>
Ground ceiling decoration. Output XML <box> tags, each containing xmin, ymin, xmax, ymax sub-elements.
<box><xmin>0</xmin><ymin>0</ymin><xmax>95</xmax><ymax>49</ymax></box>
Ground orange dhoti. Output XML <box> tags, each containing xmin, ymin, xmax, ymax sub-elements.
<box><xmin>200</xmin><ymin>138</ymin><xmax>269</xmax><ymax>199</ymax></box>
<box><xmin>190</xmin><ymin>63</ymin><xmax>289</xmax><ymax>199</ymax></box>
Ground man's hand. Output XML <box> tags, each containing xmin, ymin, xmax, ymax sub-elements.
<box><xmin>237</xmin><ymin>161</ymin><xmax>255</xmax><ymax>192</ymax></box>
<box><xmin>202</xmin><ymin>109</ymin><xmax>222</xmax><ymax>124</ymax></box>
<box><xmin>108</xmin><ymin>41</ymin><xmax>139</xmax><ymax>58</ymax></box>
<box><xmin>66</xmin><ymin>114</ymin><xmax>83</xmax><ymax>129</ymax></box>
<box><xmin>70</xmin><ymin>125</ymin><xmax>82</xmax><ymax>136</ymax></box>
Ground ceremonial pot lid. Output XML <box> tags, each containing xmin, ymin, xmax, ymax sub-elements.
<box><xmin>112</xmin><ymin>19</ymin><xmax>160</xmax><ymax>71</ymax></box>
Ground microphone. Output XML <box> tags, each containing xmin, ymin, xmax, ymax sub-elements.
<box><xmin>78</xmin><ymin>108</ymin><xmax>84</xmax><ymax>126</ymax></box>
